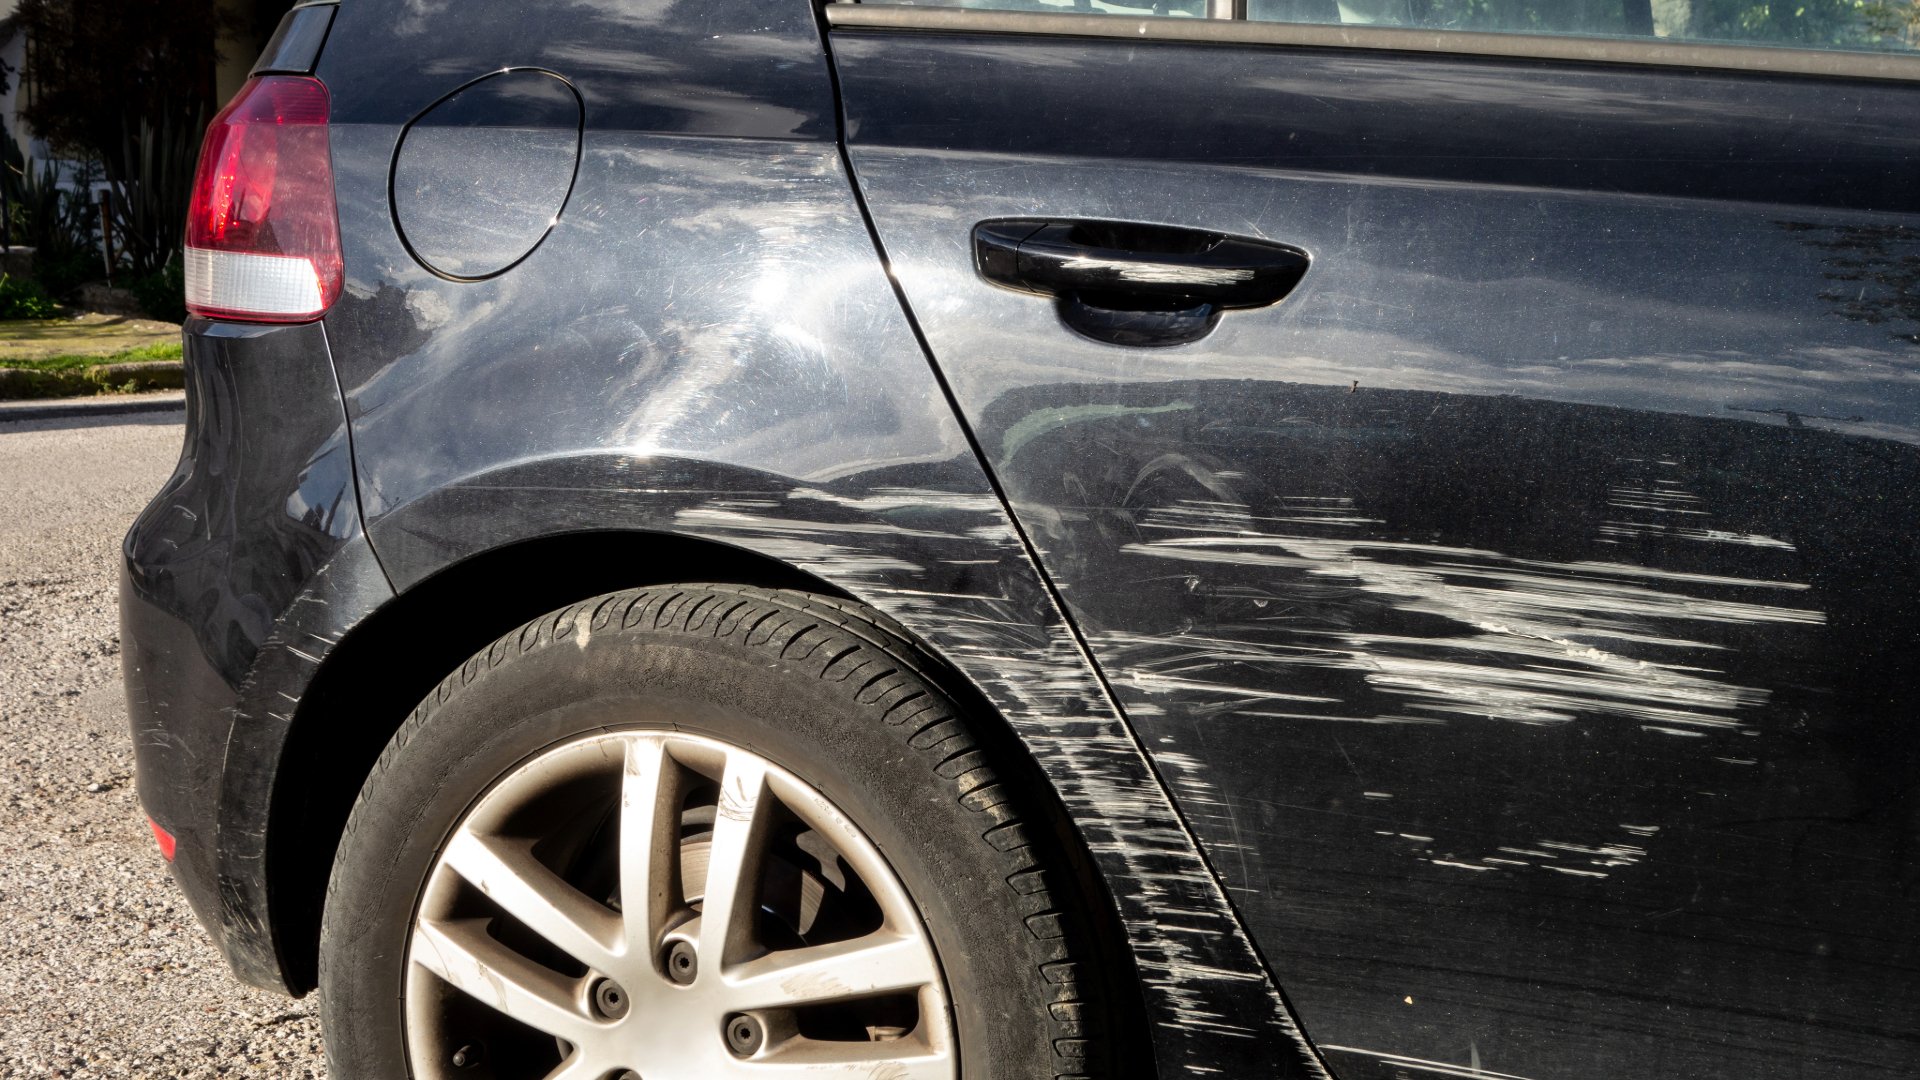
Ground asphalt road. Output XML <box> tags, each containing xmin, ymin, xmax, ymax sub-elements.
<box><xmin>0</xmin><ymin>411</ymin><xmax>328</xmax><ymax>1078</ymax></box>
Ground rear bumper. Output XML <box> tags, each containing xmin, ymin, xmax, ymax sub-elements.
<box><xmin>121</xmin><ymin>316</ymin><xmax>375</xmax><ymax>992</ymax></box>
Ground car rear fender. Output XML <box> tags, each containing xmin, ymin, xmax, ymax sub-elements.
<box><xmin>232</xmin><ymin>450</ymin><xmax>1326</xmax><ymax>1076</ymax></box>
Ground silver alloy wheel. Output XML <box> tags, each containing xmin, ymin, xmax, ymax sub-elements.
<box><xmin>403</xmin><ymin>730</ymin><xmax>956</xmax><ymax>1080</ymax></box>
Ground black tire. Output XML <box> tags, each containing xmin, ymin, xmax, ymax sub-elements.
<box><xmin>319</xmin><ymin>585</ymin><xmax>1118</xmax><ymax>1079</ymax></box>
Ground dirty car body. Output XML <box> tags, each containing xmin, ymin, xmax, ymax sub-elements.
<box><xmin>122</xmin><ymin>0</ymin><xmax>1920</xmax><ymax>1077</ymax></box>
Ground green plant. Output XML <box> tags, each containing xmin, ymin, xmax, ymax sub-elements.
<box><xmin>12</xmin><ymin>0</ymin><xmax>227</xmax><ymax>161</ymax></box>
<box><xmin>109</xmin><ymin>112</ymin><xmax>204</xmax><ymax>278</ymax></box>
<box><xmin>131</xmin><ymin>259</ymin><xmax>187</xmax><ymax>323</ymax></box>
<box><xmin>11</xmin><ymin>0</ymin><xmax>232</xmax><ymax>284</ymax></box>
<box><xmin>2</xmin><ymin>128</ymin><xmax>102</xmax><ymax>297</ymax></box>
<box><xmin>1864</xmin><ymin>0</ymin><xmax>1920</xmax><ymax>44</ymax></box>
<box><xmin>0</xmin><ymin>273</ymin><xmax>59</xmax><ymax>319</ymax></box>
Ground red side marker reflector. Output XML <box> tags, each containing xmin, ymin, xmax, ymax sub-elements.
<box><xmin>148</xmin><ymin>817</ymin><xmax>177</xmax><ymax>862</ymax></box>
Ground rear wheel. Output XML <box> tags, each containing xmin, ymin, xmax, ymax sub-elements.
<box><xmin>319</xmin><ymin>586</ymin><xmax>1117</xmax><ymax>1080</ymax></box>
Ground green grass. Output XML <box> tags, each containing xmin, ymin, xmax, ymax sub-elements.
<box><xmin>0</xmin><ymin>312</ymin><xmax>183</xmax><ymax>362</ymax></box>
<box><xmin>1</xmin><ymin>341</ymin><xmax>183</xmax><ymax>374</ymax></box>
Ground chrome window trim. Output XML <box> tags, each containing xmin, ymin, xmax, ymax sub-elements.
<box><xmin>826</xmin><ymin>3</ymin><xmax>1920</xmax><ymax>83</ymax></box>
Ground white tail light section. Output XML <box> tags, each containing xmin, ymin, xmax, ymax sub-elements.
<box><xmin>185</xmin><ymin>76</ymin><xmax>342</xmax><ymax>322</ymax></box>
<box><xmin>183</xmin><ymin>249</ymin><xmax>325</xmax><ymax>317</ymax></box>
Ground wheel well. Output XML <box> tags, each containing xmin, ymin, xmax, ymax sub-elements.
<box><xmin>267</xmin><ymin>530</ymin><xmax>851</xmax><ymax>993</ymax></box>
<box><xmin>268</xmin><ymin>530</ymin><xmax>1153</xmax><ymax>1075</ymax></box>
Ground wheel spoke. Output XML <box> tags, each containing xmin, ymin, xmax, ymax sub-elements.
<box><xmin>747</xmin><ymin>1036</ymin><xmax>953</xmax><ymax>1079</ymax></box>
<box><xmin>726</xmin><ymin>932</ymin><xmax>939</xmax><ymax>1010</ymax></box>
<box><xmin>698</xmin><ymin>751</ymin><xmax>769</xmax><ymax>965</ymax></box>
<box><xmin>619</xmin><ymin>735</ymin><xmax>677</xmax><ymax>953</ymax></box>
<box><xmin>442</xmin><ymin>830</ymin><xmax>622</xmax><ymax>973</ymax></box>
<box><xmin>410</xmin><ymin>916</ymin><xmax>598</xmax><ymax>1046</ymax></box>
<box><xmin>407</xmin><ymin>729</ymin><xmax>956</xmax><ymax>1080</ymax></box>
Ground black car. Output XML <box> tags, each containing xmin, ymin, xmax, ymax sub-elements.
<box><xmin>122</xmin><ymin>1</ymin><xmax>1920</xmax><ymax>1077</ymax></box>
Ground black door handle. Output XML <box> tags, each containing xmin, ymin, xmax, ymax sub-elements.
<box><xmin>975</xmin><ymin>219</ymin><xmax>1309</xmax><ymax>346</ymax></box>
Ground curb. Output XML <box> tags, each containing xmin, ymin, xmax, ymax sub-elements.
<box><xmin>0</xmin><ymin>360</ymin><xmax>186</xmax><ymax>399</ymax></box>
<box><xmin>0</xmin><ymin>392</ymin><xmax>187</xmax><ymax>423</ymax></box>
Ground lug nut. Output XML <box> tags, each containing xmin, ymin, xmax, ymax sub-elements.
<box><xmin>666</xmin><ymin>939</ymin><xmax>698</xmax><ymax>985</ymax></box>
<box><xmin>591</xmin><ymin>977</ymin><xmax>630</xmax><ymax>1020</ymax></box>
<box><xmin>724</xmin><ymin>1012</ymin><xmax>765</xmax><ymax>1057</ymax></box>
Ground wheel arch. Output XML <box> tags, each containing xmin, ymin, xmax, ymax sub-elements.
<box><xmin>264</xmin><ymin>528</ymin><xmax>853</xmax><ymax>992</ymax></box>
<box><xmin>228</xmin><ymin>447</ymin><xmax>1287</xmax><ymax>1076</ymax></box>
<box><xmin>261</xmin><ymin>526</ymin><xmax>1132</xmax><ymax>1012</ymax></box>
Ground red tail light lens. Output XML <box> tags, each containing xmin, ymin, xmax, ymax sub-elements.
<box><xmin>147</xmin><ymin>817</ymin><xmax>177</xmax><ymax>862</ymax></box>
<box><xmin>185</xmin><ymin>76</ymin><xmax>342</xmax><ymax>322</ymax></box>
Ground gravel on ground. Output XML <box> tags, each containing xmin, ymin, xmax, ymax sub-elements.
<box><xmin>0</xmin><ymin>413</ymin><xmax>328</xmax><ymax>1078</ymax></box>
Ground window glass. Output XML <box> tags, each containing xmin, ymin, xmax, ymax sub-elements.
<box><xmin>865</xmin><ymin>0</ymin><xmax>1212</xmax><ymax>17</ymax></box>
<box><xmin>1247</xmin><ymin>0</ymin><xmax>1920</xmax><ymax>52</ymax></box>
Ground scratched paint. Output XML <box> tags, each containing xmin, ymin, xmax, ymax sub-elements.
<box><xmin>942</xmin><ymin>376</ymin><xmax>1920</xmax><ymax>1080</ymax></box>
<box><xmin>1319</xmin><ymin>1045</ymin><xmax>1544</xmax><ymax>1080</ymax></box>
<box><xmin>836</xmin><ymin>26</ymin><xmax>1920</xmax><ymax>1078</ymax></box>
<box><xmin>671</xmin><ymin>486</ymin><xmax>1332</xmax><ymax>1072</ymax></box>
<box><xmin>1118</xmin><ymin>496</ymin><xmax>1823</xmax><ymax>732</ymax></box>
<box><xmin>308</xmin><ymin>73</ymin><xmax>1334</xmax><ymax>1069</ymax></box>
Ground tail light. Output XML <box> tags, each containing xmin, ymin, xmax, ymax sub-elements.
<box><xmin>185</xmin><ymin>76</ymin><xmax>342</xmax><ymax>322</ymax></box>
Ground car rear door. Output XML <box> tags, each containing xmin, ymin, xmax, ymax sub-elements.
<box><xmin>826</xmin><ymin>5</ymin><xmax>1920</xmax><ymax>1078</ymax></box>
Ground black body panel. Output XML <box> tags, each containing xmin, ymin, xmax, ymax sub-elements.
<box><xmin>251</xmin><ymin>1</ymin><xmax>336</xmax><ymax>77</ymax></box>
<box><xmin>391</xmin><ymin>69</ymin><xmax>583</xmax><ymax>280</ymax></box>
<box><xmin>834</xmin><ymin>27</ymin><xmax>1920</xmax><ymax>1080</ymax></box>
<box><xmin>116</xmin><ymin>2</ymin><xmax>1920</xmax><ymax>1077</ymax></box>
<box><xmin>837</xmin><ymin>34</ymin><xmax>1920</xmax><ymax>213</ymax></box>
<box><xmin>121</xmin><ymin>2</ymin><xmax>1323</xmax><ymax>1074</ymax></box>
<box><xmin>312</xmin><ymin>0</ymin><xmax>1315</xmax><ymax>1060</ymax></box>
<box><xmin>121</xmin><ymin>318</ymin><xmax>376</xmax><ymax>974</ymax></box>
<box><xmin>315</xmin><ymin>0</ymin><xmax>835</xmax><ymax>139</ymax></box>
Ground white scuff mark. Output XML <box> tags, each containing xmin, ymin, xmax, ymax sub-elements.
<box><xmin>787</xmin><ymin>485</ymin><xmax>1005</xmax><ymax>516</ymax></box>
<box><xmin>1431</xmin><ymin>859</ymin><xmax>1497</xmax><ymax>872</ymax></box>
<box><xmin>1320</xmin><ymin>1044</ymin><xmax>1547</xmax><ymax>1080</ymax></box>
<box><xmin>1239</xmin><ymin>711</ymin><xmax>1451</xmax><ymax>726</ymax></box>
<box><xmin>1606</xmin><ymin>483</ymin><xmax>1709</xmax><ymax>515</ymax></box>
<box><xmin>671</xmin><ymin>490</ymin><xmax>1331</xmax><ymax>1069</ymax></box>
<box><xmin>1597</xmin><ymin>521</ymin><xmax>1797</xmax><ymax>549</ymax></box>
<box><xmin>1506</xmin><ymin>558</ymin><xmax>1809</xmax><ymax>591</ymax></box>
<box><xmin>1352</xmin><ymin>644</ymin><xmax>1761</xmax><ymax>730</ymax></box>
<box><xmin>1542</xmin><ymin>865</ymin><xmax>1610</xmax><ymax>878</ymax></box>
<box><xmin>1538</xmin><ymin>840</ymin><xmax>1646</xmax><ymax>863</ymax></box>
<box><xmin>1125</xmin><ymin>670</ymin><xmax>1342</xmax><ymax>705</ymax></box>
<box><xmin>1597</xmin><ymin>465</ymin><xmax>1796</xmax><ymax>549</ymax></box>
<box><xmin>1115</xmin><ymin>497</ymin><xmax>1825</xmax><ymax>733</ymax></box>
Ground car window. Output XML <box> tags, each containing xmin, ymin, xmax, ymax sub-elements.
<box><xmin>861</xmin><ymin>0</ymin><xmax>1212</xmax><ymax>17</ymax></box>
<box><xmin>855</xmin><ymin>0</ymin><xmax>1920</xmax><ymax>52</ymax></box>
<box><xmin>1248</xmin><ymin>0</ymin><xmax>1918</xmax><ymax>52</ymax></box>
